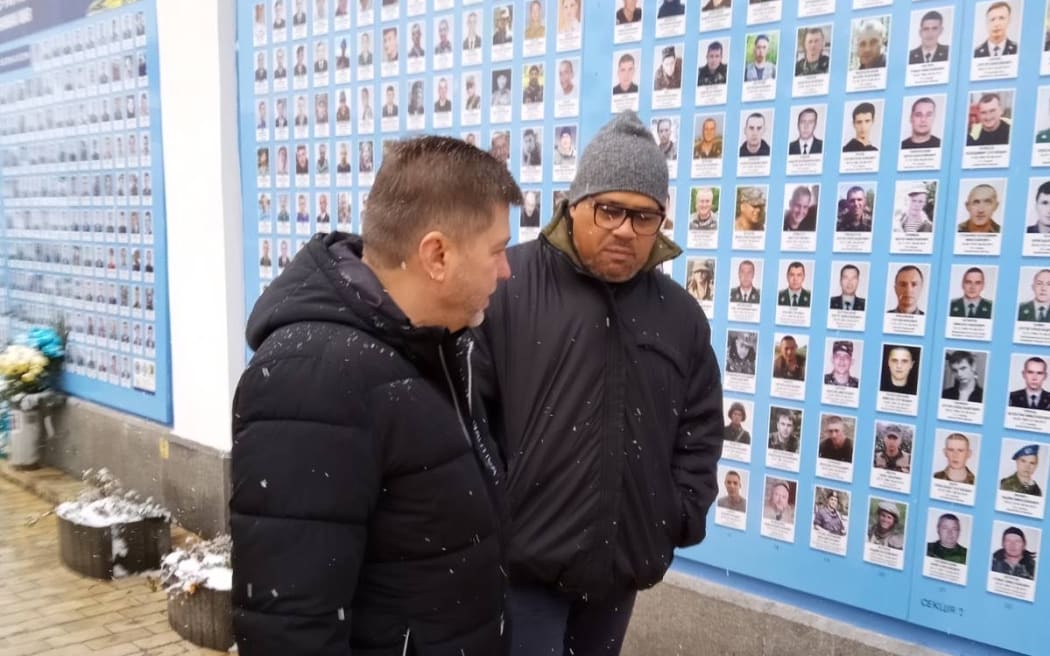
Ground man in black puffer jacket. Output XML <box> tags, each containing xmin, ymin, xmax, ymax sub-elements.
<box><xmin>231</xmin><ymin>136</ymin><xmax>522</xmax><ymax>655</ymax></box>
<box><xmin>476</xmin><ymin>111</ymin><xmax>724</xmax><ymax>656</ymax></box>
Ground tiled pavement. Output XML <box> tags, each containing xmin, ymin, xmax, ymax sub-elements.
<box><xmin>0</xmin><ymin>466</ymin><xmax>226</xmax><ymax>656</ymax></box>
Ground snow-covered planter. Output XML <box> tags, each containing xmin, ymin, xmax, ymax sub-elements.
<box><xmin>55</xmin><ymin>469</ymin><xmax>171</xmax><ymax>580</ymax></box>
<box><xmin>162</xmin><ymin>535</ymin><xmax>234</xmax><ymax>651</ymax></box>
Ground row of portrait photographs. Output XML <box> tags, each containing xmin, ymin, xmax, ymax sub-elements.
<box><xmin>252</xmin><ymin>64</ymin><xmax>582</xmax><ymax>146</ymax></box>
<box><xmin>6</xmin><ymin>243</ymin><xmax>158</xmax><ymax>288</ymax></box>
<box><xmin>27</xmin><ymin>11</ymin><xmax>146</xmax><ymax>63</ymax></box>
<box><xmin>698</xmin><ymin>257</ymin><xmax>1050</xmax><ymax>347</ymax></box>
<box><xmin>683</xmin><ymin>177</ymin><xmax>1050</xmax><ymax>259</ymax></box>
<box><xmin>3</xmin><ymin>169</ymin><xmax>155</xmax><ymax>206</ymax></box>
<box><xmin>716</xmin><ymin>469</ymin><xmax>1042</xmax><ymax>600</ymax></box>
<box><xmin>63</xmin><ymin>345</ymin><xmax>157</xmax><ymax>394</ymax></box>
<box><xmin>252</xmin><ymin>0</ymin><xmax>584</xmax><ymax>52</ymax></box>
<box><xmin>4</xmin><ymin>208</ymin><xmax>157</xmax><ymax>246</ymax></box>
<box><xmin>4</xmin><ymin>270</ymin><xmax>158</xmax><ymax>321</ymax></box>
<box><xmin>722</xmin><ymin>394</ymin><xmax>1050</xmax><ymax>512</ymax></box>
<box><xmin>615</xmin><ymin>89</ymin><xmax>1046</xmax><ymax>179</ymax></box>
<box><xmin>0</xmin><ymin>61</ymin><xmax>151</xmax><ymax>134</ymax></box>
<box><xmin>725</xmin><ymin>337</ymin><xmax>1050</xmax><ymax>431</ymax></box>
<box><xmin>253</xmin><ymin>125</ymin><xmax>579</xmax><ymax>188</ymax></box>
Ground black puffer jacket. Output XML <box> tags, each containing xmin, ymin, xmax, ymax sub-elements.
<box><xmin>476</xmin><ymin>206</ymin><xmax>724</xmax><ymax>601</ymax></box>
<box><xmin>231</xmin><ymin>232</ymin><xmax>507</xmax><ymax>656</ymax></box>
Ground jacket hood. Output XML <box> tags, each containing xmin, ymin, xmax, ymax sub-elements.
<box><xmin>539</xmin><ymin>199</ymin><xmax>681</xmax><ymax>274</ymax></box>
<box><xmin>245</xmin><ymin>232</ymin><xmax>446</xmax><ymax>352</ymax></box>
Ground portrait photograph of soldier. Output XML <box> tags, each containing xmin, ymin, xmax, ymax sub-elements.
<box><xmin>692</xmin><ymin>114</ymin><xmax>725</xmax><ymax>161</ymax></box>
<box><xmin>823</xmin><ymin>340</ymin><xmax>860</xmax><ymax>389</ymax></box>
<box><xmin>908</xmin><ymin>8</ymin><xmax>951</xmax><ymax>65</ymax></box>
<box><xmin>925</xmin><ymin>511</ymin><xmax>970</xmax><ymax>572</ymax></box>
<box><xmin>729</xmin><ymin>258</ymin><xmax>760</xmax><ymax>303</ymax></box>
<box><xmin>835</xmin><ymin>183</ymin><xmax>874</xmax><ymax>233</ymax></box>
<box><xmin>812</xmin><ymin>487</ymin><xmax>849</xmax><ymax>537</ymax></box>
<box><xmin>653</xmin><ymin>45</ymin><xmax>683</xmax><ymax>91</ymax></box>
<box><xmin>697</xmin><ymin>39</ymin><xmax>729</xmax><ymax>87</ymax></box>
<box><xmin>817</xmin><ymin>414</ymin><xmax>855</xmax><ymax>464</ymax></box>
<box><xmin>788</xmin><ymin>106</ymin><xmax>824</xmax><ymax>156</ymax></box>
<box><xmin>717</xmin><ymin>468</ymin><xmax>748</xmax><ymax>514</ymax></box>
<box><xmin>879</xmin><ymin>345</ymin><xmax>921</xmax><ymax>397</ymax></box>
<box><xmin>777</xmin><ymin>260</ymin><xmax>811</xmax><ymax>308</ymax></box>
<box><xmin>723</xmin><ymin>400</ymin><xmax>752</xmax><ymax>445</ymax></box>
<box><xmin>867</xmin><ymin>499</ymin><xmax>906</xmax><ymax>550</ymax></box>
<box><xmin>989</xmin><ymin>523</ymin><xmax>1039</xmax><ymax>588</ymax></box>
<box><xmin>767</xmin><ymin>406</ymin><xmax>802</xmax><ymax>455</ymax></box>
<box><xmin>763</xmin><ymin>477</ymin><xmax>797</xmax><ymax>524</ymax></box>
<box><xmin>892</xmin><ymin>181</ymin><xmax>935</xmax><ymax>233</ymax></box>
<box><xmin>933</xmin><ymin>431</ymin><xmax>978</xmax><ymax>486</ymax></box>
<box><xmin>973</xmin><ymin>1</ymin><xmax>1019</xmax><ymax>59</ymax></box>
<box><xmin>1016</xmin><ymin>267</ymin><xmax>1050</xmax><ymax>324</ymax></box>
<box><xmin>794</xmin><ymin>25</ymin><xmax>831</xmax><ymax>76</ymax></box>
<box><xmin>1008</xmin><ymin>355</ymin><xmax>1050</xmax><ymax>410</ymax></box>
<box><xmin>829</xmin><ymin>262</ymin><xmax>867</xmax><ymax>312</ymax></box>
<box><xmin>949</xmin><ymin>265</ymin><xmax>995</xmax><ymax>319</ymax></box>
<box><xmin>743</xmin><ymin>32</ymin><xmax>778</xmax><ymax>82</ymax></box>
<box><xmin>734</xmin><ymin>185</ymin><xmax>767</xmax><ymax>232</ymax></box>
<box><xmin>772</xmin><ymin>334</ymin><xmax>806</xmax><ymax>382</ymax></box>
<box><xmin>726</xmin><ymin>330</ymin><xmax>758</xmax><ymax>376</ymax></box>
<box><xmin>1000</xmin><ymin>443</ymin><xmax>1044</xmax><ymax>497</ymax></box>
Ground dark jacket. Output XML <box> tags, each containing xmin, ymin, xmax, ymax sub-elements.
<box><xmin>231</xmin><ymin>232</ymin><xmax>507</xmax><ymax>655</ymax></box>
<box><xmin>476</xmin><ymin>204</ymin><xmax>723</xmax><ymax>601</ymax></box>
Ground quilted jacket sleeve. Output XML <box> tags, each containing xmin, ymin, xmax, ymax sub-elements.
<box><xmin>670</xmin><ymin>317</ymin><xmax>724</xmax><ymax>547</ymax></box>
<box><xmin>230</xmin><ymin>346</ymin><xmax>380</xmax><ymax>655</ymax></box>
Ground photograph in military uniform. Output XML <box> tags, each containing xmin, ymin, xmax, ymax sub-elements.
<box><xmin>816</xmin><ymin>413</ymin><xmax>856</xmax><ymax>481</ymax></box>
<box><xmin>776</xmin><ymin>259</ymin><xmax>812</xmax><ymax>307</ymax></box>
<box><xmin>714</xmin><ymin>466</ymin><xmax>749</xmax><ymax>531</ymax></box>
<box><xmin>770</xmin><ymin>333</ymin><xmax>807</xmax><ymax>401</ymax></box>
<box><xmin>1014</xmin><ymin>267</ymin><xmax>1050</xmax><ymax>346</ymax></box>
<box><xmin>696</xmin><ymin>38</ymin><xmax>730</xmax><ymax>106</ymax></box>
<box><xmin>736</xmin><ymin>108</ymin><xmax>773</xmax><ymax>177</ymax></box>
<box><xmin>846</xmin><ymin>15</ymin><xmax>889</xmax><ymax>93</ymax></box>
<box><xmin>1024</xmin><ymin>177</ymin><xmax>1050</xmax><ymax>252</ymax></box>
<box><xmin>971</xmin><ymin>0</ymin><xmax>1021</xmax><ymax>81</ymax></box>
<box><xmin>722</xmin><ymin>398</ymin><xmax>754</xmax><ymax>464</ymax></box>
<box><xmin>930</xmin><ymin>430</ymin><xmax>980</xmax><ymax>507</ymax></box>
<box><xmin>870</xmin><ymin>420</ymin><xmax>914</xmax><ymax>495</ymax></box>
<box><xmin>962</xmin><ymin>91</ymin><xmax>1014</xmax><ymax>169</ymax></box>
<box><xmin>766</xmin><ymin>406</ymin><xmax>803</xmax><ymax>473</ymax></box>
<box><xmin>791</xmin><ymin>24</ymin><xmax>831</xmax><ymax>97</ymax></box>
<box><xmin>1007</xmin><ymin>354</ymin><xmax>1050</xmax><ymax>413</ymax></box>
<box><xmin>727</xmin><ymin>257</ymin><xmax>762</xmax><ymax>324</ymax></box>
<box><xmin>761</xmin><ymin>476</ymin><xmax>798</xmax><ymax>543</ymax></box>
<box><xmin>731</xmin><ymin>185</ymin><xmax>768</xmax><ymax>251</ymax></box>
<box><xmin>685</xmin><ymin>257</ymin><xmax>715</xmax><ymax>312</ymax></box>
<box><xmin>937</xmin><ymin>350</ymin><xmax>988</xmax><ymax>425</ymax></box>
<box><xmin>691</xmin><ymin>113</ymin><xmax>726</xmax><ymax>179</ymax></box>
<box><xmin>987</xmin><ymin>521</ymin><xmax>1040</xmax><ymax>601</ymax></box>
<box><xmin>688</xmin><ymin>186</ymin><xmax>721</xmax><ymax>249</ymax></box>
<box><xmin>923</xmin><ymin>509</ymin><xmax>971</xmax><ymax>586</ymax></box>
<box><xmin>652</xmin><ymin>44</ymin><xmax>684</xmax><ymax>108</ymax></box>
<box><xmin>864</xmin><ymin>497</ymin><xmax>907</xmax><ymax>570</ymax></box>
<box><xmin>820</xmin><ymin>339</ymin><xmax>861</xmax><ymax>410</ymax></box>
<box><xmin>889</xmin><ymin>180</ymin><xmax>936</xmax><ymax>256</ymax></box>
<box><xmin>724</xmin><ymin>330</ymin><xmax>758</xmax><ymax>393</ymax></box>
<box><xmin>905</xmin><ymin>7</ymin><xmax>952</xmax><ymax>86</ymax></box>
<box><xmin>780</xmin><ymin>183</ymin><xmax>819</xmax><ymax>252</ymax></box>
<box><xmin>810</xmin><ymin>486</ymin><xmax>850</xmax><ymax>556</ymax></box>
<box><xmin>610</xmin><ymin>49</ymin><xmax>641</xmax><ymax>113</ymax></box>
<box><xmin>897</xmin><ymin>96</ymin><xmax>945</xmax><ymax>172</ymax></box>
<box><xmin>995</xmin><ymin>440</ymin><xmax>1048</xmax><ymax>520</ymax></box>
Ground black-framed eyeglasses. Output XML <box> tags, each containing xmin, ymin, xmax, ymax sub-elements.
<box><xmin>584</xmin><ymin>199</ymin><xmax>665</xmax><ymax>236</ymax></box>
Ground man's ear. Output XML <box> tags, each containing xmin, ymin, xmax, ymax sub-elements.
<box><xmin>418</xmin><ymin>230</ymin><xmax>449</xmax><ymax>281</ymax></box>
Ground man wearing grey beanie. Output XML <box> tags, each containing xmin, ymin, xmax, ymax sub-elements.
<box><xmin>475</xmin><ymin>111</ymin><xmax>724</xmax><ymax>655</ymax></box>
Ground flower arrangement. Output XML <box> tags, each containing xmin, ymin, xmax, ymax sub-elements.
<box><xmin>0</xmin><ymin>326</ymin><xmax>66</xmax><ymax>409</ymax></box>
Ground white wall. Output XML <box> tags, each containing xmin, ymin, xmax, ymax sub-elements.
<box><xmin>156</xmin><ymin>0</ymin><xmax>244</xmax><ymax>451</ymax></box>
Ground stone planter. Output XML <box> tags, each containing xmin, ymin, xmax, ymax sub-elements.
<box><xmin>7</xmin><ymin>407</ymin><xmax>42</xmax><ymax>469</ymax></box>
<box><xmin>57</xmin><ymin>515</ymin><xmax>171</xmax><ymax>580</ymax></box>
<box><xmin>168</xmin><ymin>586</ymin><xmax>235</xmax><ymax>651</ymax></box>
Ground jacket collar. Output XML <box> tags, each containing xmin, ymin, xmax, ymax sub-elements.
<box><xmin>539</xmin><ymin>199</ymin><xmax>681</xmax><ymax>276</ymax></box>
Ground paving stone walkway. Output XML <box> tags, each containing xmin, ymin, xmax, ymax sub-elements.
<box><xmin>0</xmin><ymin>470</ymin><xmax>225</xmax><ymax>655</ymax></box>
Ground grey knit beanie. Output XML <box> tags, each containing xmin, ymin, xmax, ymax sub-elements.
<box><xmin>568</xmin><ymin>111</ymin><xmax>669</xmax><ymax>209</ymax></box>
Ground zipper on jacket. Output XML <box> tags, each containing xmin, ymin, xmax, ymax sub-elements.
<box><xmin>401</xmin><ymin>627</ymin><xmax>412</xmax><ymax>656</ymax></box>
<box><xmin>439</xmin><ymin>344</ymin><xmax>474</xmax><ymax>448</ymax></box>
